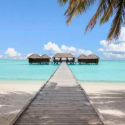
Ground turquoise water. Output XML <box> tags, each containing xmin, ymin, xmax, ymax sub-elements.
<box><xmin>0</xmin><ymin>60</ymin><xmax>125</xmax><ymax>82</ymax></box>
<box><xmin>69</xmin><ymin>60</ymin><xmax>125</xmax><ymax>82</ymax></box>
<box><xmin>0</xmin><ymin>60</ymin><xmax>59</xmax><ymax>81</ymax></box>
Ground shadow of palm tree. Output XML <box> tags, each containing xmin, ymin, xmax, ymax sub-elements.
<box><xmin>0</xmin><ymin>91</ymin><xmax>33</xmax><ymax>125</ymax></box>
<box><xmin>87</xmin><ymin>90</ymin><xmax>125</xmax><ymax>125</ymax></box>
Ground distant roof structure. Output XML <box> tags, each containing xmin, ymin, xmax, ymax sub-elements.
<box><xmin>41</xmin><ymin>54</ymin><xmax>51</xmax><ymax>59</ymax></box>
<box><xmin>86</xmin><ymin>54</ymin><xmax>100</xmax><ymax>59</ymax></box>
<box><xmin>53</xmin><ymin>53</ymin><xmax>75</xmax><ymax>58</ymax></box>
<box><xmin>27</xmin><ymin>54</ymin><xmax>41</xmax><ymax>59</ymax></box>
<box><xmin>77</xmin><ymin>55</ymin><xmax>86</xmax><ymax>59</ymax></box>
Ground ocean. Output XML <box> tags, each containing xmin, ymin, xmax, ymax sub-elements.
<box><xmin>69</xmin><ymin>60</ymin><xmax>125</xmax><ymax>82</ymax></box>
<box><xmin>0</xmin><ymin>60</ymin><xmax>125</xmax><ymax>82</ymax></box>
<box><xmin>0</xmin><ymin>59</ymin><xmax>58</xmax><ymax>81</ymax></box>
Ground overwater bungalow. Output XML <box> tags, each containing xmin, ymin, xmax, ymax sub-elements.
<box><xmin>77</xmin><ymin>54</ymin><xmax>86</xmax><ymax>64</ymax></box>
<box><xmin>77</xmin><ymin>54</ymin><xmax>100</xmax><ymax>64</ymax></box>
<box><xmin>86</xmin><ymin>54</ymin><xmax>100</xmax><ymax>64</ymax></box>
<box><xmin>41</xmin><ymin>54</ymin><xmax>51</xmax><ymax>64</ymax></box>
<box><xmin>27</xmin><ymin>54</ymin><xmax>42</xmax><ymax>64</ymax></box>
<box><xmin>53</xmin><ymin>53</ymin><xmax>75</xmax><ymax>64</ymax></box>
<box><xmin>27</xmin><ymin>54</ymin><xmax>51</xmax><ymax>64</ymax></box>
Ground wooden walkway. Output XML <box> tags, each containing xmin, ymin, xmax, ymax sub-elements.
<box><xmin>11</xmin><ymin>62</ymin><xmax>105</xmax><ymax>125</ymax></box>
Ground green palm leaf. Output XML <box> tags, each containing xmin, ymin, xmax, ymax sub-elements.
<box><xmin>58</xmin><ymin>0</ymin><xmax>125</xmax><ymax>40</ymax></box>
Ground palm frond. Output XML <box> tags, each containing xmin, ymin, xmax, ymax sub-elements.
<box><xmin>58</xmin><ymin>0</ymin><xmax>69</xmax><ymax>6</ymax></box>
<box><xmin>100</xmin><ymin>0</ymin><xmax>113</xmax><ymax>24</ymax></box>
<box><xmin>58</xmin><ymin>0</ymin><xmax>125</xmax><ymax>40</ymax></box>
<box><xmin>108</xmin><ymin>0</ymin><xmax>124</xmax><ymax>40</ymax></box>
<box><xmin>65</xmin><ymin>0</ymin><xmax>96</xmax><ymax>24</ymax></box>
<box><xmin>85</xmin><ymin>0</ymin><xmax>107</xmax><ymax>32</ymax></box>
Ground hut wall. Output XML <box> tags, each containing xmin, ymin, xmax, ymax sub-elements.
<box><xmin>29</xmin><ymin>59</ymin><xmax>42</xmax><ymax>64</ymax></box>
<box><xmin>85</xmin><ymin>59</ymin><xmax>99</xmax><ymax>64</ymax></box>
<box><xmin>78</xmin><ymin>59</ymin><xmax>86</xmax><ymax>63</ymax></box>
<box><xmin>78</xmin><ymin>59</ymin><xmax>99</xmax><ymax>64</ymax></box>
<box><xmin>41</xmin><ymin>59</ymin><xmax>50</xmax><ymax>63</ymax></box>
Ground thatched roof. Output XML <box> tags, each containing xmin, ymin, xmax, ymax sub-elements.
<box><xmin>27</xmin><ymin>54</ymin><xmax>41</xmax><ymax>59</ymax></box>
<box><xmin>77</xmin><ymin>55</ymin><xmax>86</xmax><ymax>59</ymax></box>
<box><xmin>41</xmin><ymin>54</ymin><xmax>51</xmax><ymax>59</ymax></box>
<box><xmin>53</xmin><ymin>53</ymin><xmax>75</xmax><ymax>58</ymax></box>
<box><xmin>86</xmin><ymin>54</ymin><xmax>100</xmax><ymax>59</ymax></box>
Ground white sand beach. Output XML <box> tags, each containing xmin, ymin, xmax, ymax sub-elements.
<box><xmin>0</xmin><ymin>81</ymin><xmax>125</xmax><ymax>125</ymax></box>
<box><xmin>81</xmin><ymin>82</ymin><xmax>125</xmax><ymax>125</ymax></box>
<box><xmin>0</xmin><ymin>81</ymin><xmax>44</xmax><ymax>125</ymax></box>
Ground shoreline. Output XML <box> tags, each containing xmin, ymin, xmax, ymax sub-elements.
<box><xmin>79</xmin><ymin>80</ymin><xmax>125</xmax><ymax>84</ymax></box>
<box><xmin>79</xmin><ymin>81</ymin><xmax>125</xmax><ymax>85</ymax></box>
<box><xmin>0</xmin><ymin>80</ymin><xmax>46</xmax><ymax>83</ymax></box>
<box><xmin>1</xmin><ymin>80</ymin><xmax>125</xmax><ymax>83</ymax></box>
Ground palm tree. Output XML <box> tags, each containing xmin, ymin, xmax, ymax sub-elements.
<box><xmin>58</xmin><ymin>0</ymin><xmax>125</xmax><ymax>40</ymax></box>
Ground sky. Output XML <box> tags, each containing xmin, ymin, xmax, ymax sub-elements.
<box><xmin>0</xmin><ymin>0</ymin><xmax>125</xmax><ymax>59</ymax></box>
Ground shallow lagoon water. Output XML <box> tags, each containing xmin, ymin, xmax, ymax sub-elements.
<box><xmin>0</xmin><ymin>60</ymin><xmax>125</xmax><ymax>82</ymax></box>
<box><xmin>0</xmin><ymin>60</ymin><xmax>59</xmax><ymax>81</ymax></box>
<box><xmin>69</xmin><ymin>60</ymin><xmax>125</xmax><ymax>82</ymax></box>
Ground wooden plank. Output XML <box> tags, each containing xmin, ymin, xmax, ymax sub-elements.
<box><xmin>67</xmin><ymin>65</ymin><xmax>106</xmax><ymax>125</ymax></box>
<box><xmin>10</xmin><ymin>62</ymin><xmax>105</xmax><ymax>125</ymax></box>
<box><xmin>15</xmin><ymin>123</ymin><xmax>102</xmax><ymax>125</ymax></box>
<box><xmin>9</xmin><ymin>64</ymin><xmax>60</xmax><ymax>125</ymax></box>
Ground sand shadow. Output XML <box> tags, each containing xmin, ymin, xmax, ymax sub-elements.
<box><xmin>88</xmin><ymin>90</ymin><xmax>125</xmax><ymax>125</ymax></box>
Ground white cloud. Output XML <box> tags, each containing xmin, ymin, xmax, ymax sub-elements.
<box><xmin>44</xmin><ymin>41</ymin><xmax>92</xmax><ymax>56</ymax></box>
<box><xmin>103</xmin><ymin>52</ymin><xmax>125</xmax><ymax>59</ymax></box>
<box><xmin>44</xmin><ymin>42</ymin><xmax>62</xmax><ymax>54</ymax></box>
<box><xmin>98</xmin><ymin>40</ymin><xmax>125</xmax><ymax>52</ymax></box>
<box><xmin>98</xmin><ymin>48</ymin><xmax>104</xmax><ymax>52</ymax></box>
<box><xmin>5</xmin><ymin>48</ymin><xmax>22</xmax><ymax>59</ymax></box>
<box><xmin>98</xmin><ymin>27</ymin><xmax>125</xmax><ymax>59</ymax></box>
<box><xmin>0</xmin><ymin>55</ymin><xmax>3</xmax><ymax>58</ymax></box>
<box><xmin>78</xmin><ymin>49</ymin><xmax>92</xmax><ymax>55</ymax></box>
<box><xmin>118</xmin><ymin>27</ymin><xmax>125</xmax><ymax>42</ymax></box>
<box><xmin>61</xmin><ymin>45</ymin><xmax>77</xmax><ymax>54</ymax></box>
<box><xmin>98</xmin><ymin>27</ymin><xmax>125</xmax><ymax>53</ymax></box>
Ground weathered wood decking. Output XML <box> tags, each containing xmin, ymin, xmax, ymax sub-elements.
<box><xmin>11</xmin><ymin>62</ymin><xmax>104</xmax><ymax>125</ymax></box>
